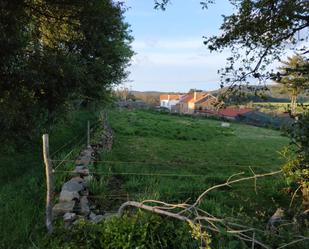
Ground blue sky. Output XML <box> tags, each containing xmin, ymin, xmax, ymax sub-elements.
<box><xmin>123</xmin><ymin>0</ymin><xmax>234</xmax><ymax>92</ymax></box>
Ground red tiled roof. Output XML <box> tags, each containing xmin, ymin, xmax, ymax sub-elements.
<box><xmin>194</xmin><ymin>94</ymin><xmax>217</xmax><ymax>104</ymax></box>
<box><xmin>160</xmin><ymin>94</ymin><xmax>182</xmax><ymax>101</ymax></box>
<box><xmin>180</xmin><ymin>92</ymin><xmax>210</xmax><ymax>103</ymax></box>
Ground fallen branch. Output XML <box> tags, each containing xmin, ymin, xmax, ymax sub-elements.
<box><xmin>117</xmin><ymin>170</ymin><xmax>308</xmax><ymax>248</ymax></box>
<box><xmin>118</xmin><ymin>201</ymin><xmax>191</xmax><ymax>222</ymax></box>
<box><xmin>118</xmin><ymin>169</ymin><xmax>282</xmax><ymax>249</ymax></box>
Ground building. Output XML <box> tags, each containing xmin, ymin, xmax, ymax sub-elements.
<box><xmin>159</xmin><ymin>94</ymin><xmax>183</xmax><ymax>110</ymax></box>
<box><xmin>179</xmin><ymin>91</ymin><xmax>218</xmax><ymax>114</ymax></box>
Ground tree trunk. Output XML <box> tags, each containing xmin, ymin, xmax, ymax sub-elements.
<box><xmin>290</xmin><ymin>95</ymin><xmax>297</xmax><ymax>115</ymax></box>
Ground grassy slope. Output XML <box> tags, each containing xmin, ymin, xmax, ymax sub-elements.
<box><xmin>98</xmin><ymin>109</ymin><xmax>289</xmax><ymax>223</ymax></box>
<box><xmin>0</xmin><ymin>108</ymin><xmax>97</xmax><ymax>249</ymax></box>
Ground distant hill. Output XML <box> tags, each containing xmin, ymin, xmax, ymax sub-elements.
<box><xmin>211</xmin><ymin>84</ymin><xmax>309</xmax><ymax>103</ymax></box>
<box><xmin>131</xmin><ymin>84</ymin><xmax>309</xmax><ymax>105</ymax></box>
<box><xmin>132</xmin><ymin>91</ymin><xmax>183</xmax><ymax>106</ymax></box>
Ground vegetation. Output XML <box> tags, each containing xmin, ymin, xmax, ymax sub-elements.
<box><xmin>64</xmin><ymin>108</ymin><xmax>308</xmax><ymax>248</ymax></box>
<box><xmin>43</xmin><ymin>213</ymin><xmax>197</xmax><ymax>249</ymax></box>
<box><xmin>0</xmin><ymin>0</ymin><xmax>133</xmax><ymax>140</ymax></box>
<box><xmin>1</xmin><ymin>0</ymin><xmax>308</xmax><ymax>248</ymax></box>
<box><xmin>283</xmin><ymin>112</ymin><xmax>309</xmax><ymax>210</ymax></box>
<box><xmin>0</xmin><ymin>107</ymin><xmax>97</xmax><ymax>249</ymax></box>
<box><xmin>275</xmin><ymin>54</ymin><xmax>309</xmax><ymax>115</ymax></box>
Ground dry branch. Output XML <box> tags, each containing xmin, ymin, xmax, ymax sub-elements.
<box><xmin>117</xmin><ymin>170</ymin><xmax>286</xmax><ymax>248</ymax></box>
<box><xmin>118</xmin><ymin>201</ymin><xmax>191</xmax><ymax>222</ymax></box>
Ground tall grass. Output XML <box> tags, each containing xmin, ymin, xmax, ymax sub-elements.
<box><xmin>0</xmin><ymin>108</ymin><xmax>97</xmax><ymax>249</ymax></box>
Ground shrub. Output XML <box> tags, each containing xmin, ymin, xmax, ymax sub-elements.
<box><xmin>282</xmin><ymin>112</ymin><xmax>309</xmax><ymax>210</ymax></box>
<box><xmin>43</xmin><ymin>212</ymin><xmax>197</xmax><ymax>249</ymax></box>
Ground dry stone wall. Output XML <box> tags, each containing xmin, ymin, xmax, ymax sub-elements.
<box><xmin>52</xmin><ymin>114</ymin><xmax>114</xmax><ymax>228</ymax></box>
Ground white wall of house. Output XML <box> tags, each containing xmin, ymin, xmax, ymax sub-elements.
<box><xmin>160</xmin><ymin>99</ymin><xmax>180</xmax><ymax>110</ymax></box>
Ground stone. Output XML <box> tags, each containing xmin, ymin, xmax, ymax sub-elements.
<box><xmin>62</xmin><ymin>180</ymin><xmax>84</xmax><ymax>192</ymax></box>
<box><xmin>90</xmin><ymin>214</ymin><xmax>104</xmax><ymax>224</ymax></box>
<box><xmin>74</xmin><ymin>166</ymin><xmax>90</xmax><ymax>176</ymax></box>
<box><xmin>79</xmin><ymin>196</ymin><xmax>90</xmax><ymax>215</ymax></box>
<box><xmin>267</xmin><ymin>208</ymin><xmax>284</xmax><ymax>232</ymax></box>
<box><xmin>59</xmin><ymin>190</ymin><xmax>80</xmax><ymax>202</ymax></box>
<box><xmin>221</xmin><ymin>122</ymin><xmax>230</xmax><ymax>128</ymax></box>
<box><xmin>53</xmin><ymin>201</ymin><xmax>76</xmax><ymax>216</ymax></box>
<box><xmin>89</xmin><ymin>212</ymin><xmax>96</xmax><ymax>220</ymax></box>
<box><xmin>63</xmin><ymin>212</ymin><xmax>77</xmax><ymax>222</ymax></box>
<box><xmin>71</xmin><ymin>176</ymin><xmax>85</xmax><ymax>183</ymax></box>
<box><xmin>70</xmin><ymin>177</ymin><xmax>87</xmax><ymax>188</ymax></box>
<box><xmin>75</xmin><ymin>157</ymin><xmax>92</xmax><ymax>166</ymax></box>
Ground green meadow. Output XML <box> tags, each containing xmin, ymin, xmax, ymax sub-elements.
<box><xmin>2</xmin><ymin>107</ymin><xmax>304</xmax><ymax>249</ymax></box>
<box><xmin>95</xmin><ymin>109</ymin><xmax>290</xmax><ymax>222</ymax></box>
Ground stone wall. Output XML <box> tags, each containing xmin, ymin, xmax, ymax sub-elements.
<box><xmin>52</xmin><ymin>113</ymin><xmax>114</xmax><ymax>227</ymax></box>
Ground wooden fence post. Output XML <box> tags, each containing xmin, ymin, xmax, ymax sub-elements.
<box><xmin>87</xmin><ymin>120</ymin><xmax>90</xmax><ymax>147</ymax></box>
<box><xmin>42</xmin><ymin>134</ymin><xmax>53</xmax><ymax>234</ymax></box>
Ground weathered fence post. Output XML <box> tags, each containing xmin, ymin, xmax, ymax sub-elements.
<box><xmin>42</xmin><ymin>134</ymin><xmax>53</xmax><ymax>234</ymax></box>
<box><xmin>87</xmin><ymin>120</ymin><xmax>90</xmax><ymax>147</ymax></box>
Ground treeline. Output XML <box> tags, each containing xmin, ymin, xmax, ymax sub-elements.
<box><xmin>0</xmin><ymin>0</ymin><xmax>133</xmax><ymax>140</ymax></box>
<box><xmin>212</xmin><ymin>84</ymin><xmax>309</xmax><ymax>104</ymax></box>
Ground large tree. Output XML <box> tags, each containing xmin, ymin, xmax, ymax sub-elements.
<box><xmin>275</xmin><ymin>54</ymin><xmax>309</xmax><ymax>115</ymax></box>
<box><xmin>0</xmin><ymin>0</ymin><xmax>133</xmax><ymax>138</ymax></box>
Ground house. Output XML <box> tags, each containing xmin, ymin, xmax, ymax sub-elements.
<box><xmin>159</xmin><ymin>94</ymin><xmax>183</xmax><ymax>110</ymax></box>
<box><xmin>179</xmin><ymin>91</ymin><xmax>218</xmax><ymax>114</ymax></box>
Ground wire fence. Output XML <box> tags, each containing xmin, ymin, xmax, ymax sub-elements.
<box><xmin>50</xmin><ymin>120</ymin><xmax>102</xmax><ymax>158</ymax></box>
<box><xmin>49</xmin><ymin>116</ymin><xmax>284</xmax><ymax>216</ymax></box>
<box><xmin>50</xmin><ymin>158</ymin><xmax>278</xmax><ymax>168</ymax></box>
<box><xmin>50</xmin><ymin>121</ymin><xmax>103</xmax><ymax>171</ymax></box>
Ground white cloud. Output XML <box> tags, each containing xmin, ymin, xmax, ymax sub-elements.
<box><xmin>128</xmin><ymin>37</ymin><xmax>230</xmax><ymax>91</ymax></box>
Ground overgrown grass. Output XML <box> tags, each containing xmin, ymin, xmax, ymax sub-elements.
<box><xmin>0</xmin><ymin>108</ymin><xmax>97</xmax><ymax>249</ymax></box>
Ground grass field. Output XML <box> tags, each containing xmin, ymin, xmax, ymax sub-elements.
<box><xmin>93</xmin><ymin>109</ymin><xmax>291</xmax><ymax>226</ymax></box>
<box><xmin>1</xmin><ymin>107</ymin><xmax>303</xmax><ymax>249</ymax></box>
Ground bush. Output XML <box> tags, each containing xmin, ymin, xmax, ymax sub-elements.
<box><xmin>42</xmin><ymin>212</ymin><xmax>197</xmax><ymax>249</ymax></box>
<box><xmin>282</xmin><ymin>112</ymin><xmax>309</xmax><ymax>209</ymax></box>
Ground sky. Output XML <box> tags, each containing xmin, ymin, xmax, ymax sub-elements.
<box><xmin>123</xmin><ymin>0</ymin><xmax>235</xmax><ymax>92</ymax></box>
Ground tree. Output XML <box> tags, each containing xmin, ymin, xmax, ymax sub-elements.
<box><xmin>275</xmin><ymin>54</ymin><xmax>309</xmax><ymax>115</ymax></box>
<box><xmin>0</xmin><ymin>0</ymin><xmax>133</xmax><ymax>138</ymax></box>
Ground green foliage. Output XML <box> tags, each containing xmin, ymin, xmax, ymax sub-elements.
<box><xmin>204</xmin><ymin>0</ymin><xmax>309</xmax><ymax>88</ymax></box>
<box><xmin>283</xmin><ymin>112</ymin><xmax>309</xmax><ymax>185</ymax></box>
<box><xmin>0</xmin><ymin>0</ymin><xmax>133</xmax><ymax>139</ymax></box>
<box><xmin>0</xmin><ymin>108</ymin><xmax>97</xmax><ymax>249</ymax></box>
<box><xmin>42</xmin><ymin>212</ymin><xmax>197</xmax><ymax>249</ymax></box>
<box><xmin>274</xmin><ymin>55</ymin><xmax>309</xmax><ymax>114</ymax></box>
